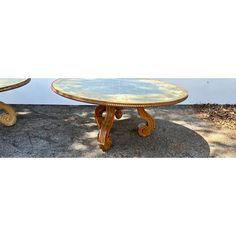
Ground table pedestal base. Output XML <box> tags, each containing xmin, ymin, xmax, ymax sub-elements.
<box><xmin>95</xmin><ymin>105</ymin><xmax>156</xmax><ymax>151</ymax></box>
<box><xmin>0</xmin><ymin>102</ymin><xmax>17</xmax><ymax>127</ymax></box>
<box><xmin>137</xmin><ymin>107</ymin><xmax>156</xmax><ymax>137</ymax></box>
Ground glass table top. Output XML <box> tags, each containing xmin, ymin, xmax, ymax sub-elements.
<box><xmin>0</xmin><ymin>79</ymin><xmax>31</xmax><ymax>92</ymax></box>
<box><xmin>52</xmin><ymin>78</ymin><xmax>188</xmax><ymax>107</ymax></box>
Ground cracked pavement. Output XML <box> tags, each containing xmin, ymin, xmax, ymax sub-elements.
<box><xmin>0</xmin><ymin>105</ymin><xmax>235</xmax><ymax>157</ymax></box>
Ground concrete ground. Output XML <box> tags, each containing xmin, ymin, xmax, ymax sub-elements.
<box><xmin>0</xmin><ymin>105</ymin><xmax>235</xmax><ymax>157</ymax></box>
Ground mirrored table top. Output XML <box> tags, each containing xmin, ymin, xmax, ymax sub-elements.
<box><xmin>52</xmin><ymin>78</ymin><xmax>188</xmax><ymax>107</ymax></box>
<box><xmin>0</xmin><ymin>79</ymin><xmax>31</xmax><ymax>92</ymax></box>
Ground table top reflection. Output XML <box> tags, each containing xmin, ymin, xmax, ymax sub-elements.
<box><xmin>52</xmin><ymin>78</ymin><xmax>188</xmax><ymax>107</ymax></box>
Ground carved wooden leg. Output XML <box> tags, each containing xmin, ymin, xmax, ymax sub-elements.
<box><xmin>97</xmin><ymin>106</ymin><xmax>116</xmax><ymax>151</ymax></box>
<box><xmin>0</xmin><ymin>101</ymin><xmax>17</xmax><ymax>127</ymax></box>
<box><xmin>95</xmin><ymin>105</ymin><xmax>106</xmax><ymax>128</ymax></box>
<box><xmin>137</xmin><ymin>107</ymin><xmax>155</xmax><ymax>137</ymax></box>
<box><xmin>115</xmin><ymin>107</ymin><xmax>123</xmax><ymax>119</ymax></box>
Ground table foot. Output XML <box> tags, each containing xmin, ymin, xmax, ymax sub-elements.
<box><xmin>137</xmin><ymin>107</ymin><xmax>155</xmax><ymax>137</ymax></box>
<box><xmin>0</xmin><ymin>101</ymin><xmax>17</xmax><ymax>126</ymax></box>
<box><xmin>97</xmin><ymin>106</ymin><xmax>116</xmax><ymax>151</ymax></box>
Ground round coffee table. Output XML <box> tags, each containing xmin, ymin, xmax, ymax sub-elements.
<box><xmin>0</xmin><ymin>79</ymin><xmax>31</xmax><ymax>126</ymax></box>
<box><xmin>52</xmin><ymin>78</ymin><xmax>188</xmax><ymax>151</ymax></box>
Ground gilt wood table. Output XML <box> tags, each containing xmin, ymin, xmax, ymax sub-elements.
<box><xmin>52</xmin><ymin>78</ymin><xmax>188</xmax><ymax>151</ymax></box>
<box><xmin>0</xmin><ymin>78</ymin><xmax>31</xmax><ymax>126</ymax></box>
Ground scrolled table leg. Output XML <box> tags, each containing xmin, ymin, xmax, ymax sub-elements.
<box><xmin>95</xmin><ymin>105</ymin><xmax>106</xmax><ymax>128</ymax></box>
<box><xmin>0</xmin><ymin>101</ymin><xmax>17</xmax><ymax>127</ymax></box>
<box><xmin>115</xmin><ymin>107</ymin><xmax>123</xmax><ymax>119</ymax></box>
<box><xmin>137</xmin><ymin>107</ymin><xmax>155</xmax><ymax>137</ymax></box>
<box><xmin>97</xmin><ymin>106</ymin><xmax>116</xmax><ymax>151</ymax></box>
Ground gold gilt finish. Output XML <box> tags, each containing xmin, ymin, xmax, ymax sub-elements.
<box><xmin>0</xmin><ymin>102</ymin><xmax>17</xmax><ymax>126</ymax></box>
<box><xmin>52</xmin><ymin>78</ymin><xmax>188</xmax><ymax>108</ymax></box>
<box><xmin>137</xmin><ymin>107</ymin><xmax>156</xmax><ymax>137</ymax></box>
<box><xmin>97</xmin><ymin>106</ymin><xmax>116</xmax><ymax>151</ymax></box>
<box><xmin>0</xmin><ymin>78</ymin><xmax>31</xmax><ymax>126</ymax></box>
<box><xmin>95</xmin><ymin>105</ymin><xmax>123</xmax><ymax>151</ymax></box>
<box><xmin>52</xmin><ymin>78</ymin><xmax>188</xmax><ymax>151</ymax></box>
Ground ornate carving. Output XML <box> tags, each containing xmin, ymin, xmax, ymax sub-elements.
<box><xmin>95</xmin><ymin>106</ymin><xmax>156</xmax><ymax>151</ymax></box>
<box><xmin>115</xmin><ymin>107</ymin><xmax>123</xmax><ymax>119</ymax></box>
<box><xmin>137</xmin><ymin>107</ymin><xmax>155</xmax><ymax>137</ymax></box>
<box><xmin>0</xmin><ymin>102</ymin><xmax>17</xmax><ymax>126</ymax></box>
<box><xmin>97</xmin><ymin>106</ymin><xmax>116</xmax><ymax>151</ymax></box>
<box><xmin>95</xmin><ymin>105</ymin><xmax>106</xmax><ymax>128</ymax></box>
